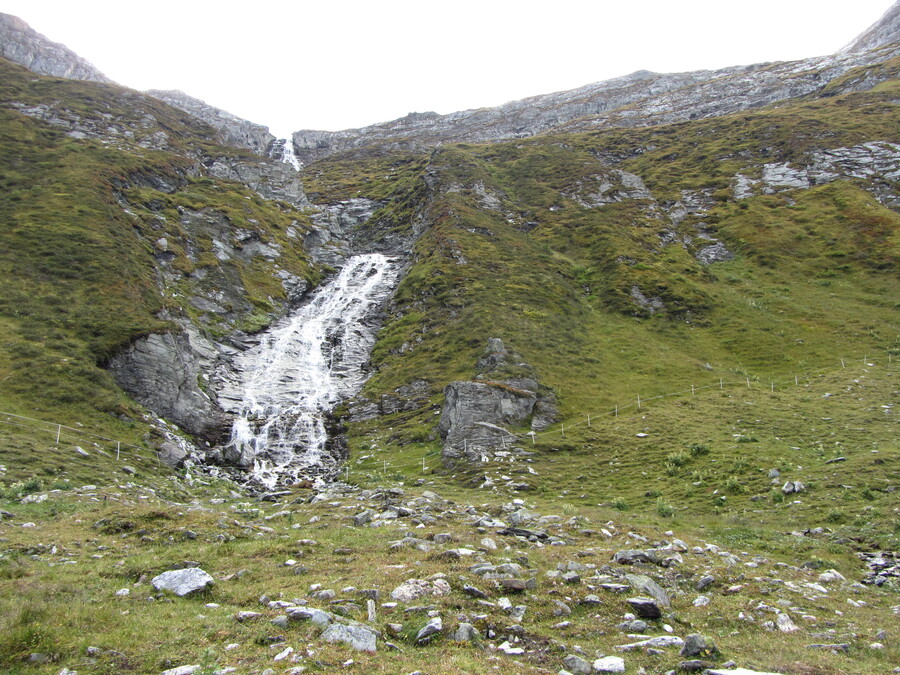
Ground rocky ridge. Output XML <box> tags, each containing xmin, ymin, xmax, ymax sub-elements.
<box><xmin>146</xmin><ymin>89</ymin><xmax>278</xmax><ymax>157</ymax></box>
<box><xmin>0</xmin><ymin>12</ymin><xmax>112</xmax><ymax>83</ymax></box>
<box><xmin>291</xmin><ymin>4</ymin><xmax>900</xmax><ymax>163</ymax></box>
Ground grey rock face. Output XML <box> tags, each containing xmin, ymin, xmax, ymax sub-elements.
<box><xmin>439</xmin><ymin>339</ymin><xmax>557</xmax><ymax>465</ymax></box>
<box><xmin>108</xmin><ymin>326</ymin><xmax>229</xmax><ymax>443</ymax></box>
<box><xmin>151</xmin><ymin>568</ymin><xmax>214</xmax><ymax>596</ymax></box>
<box><xmin>839</xmin><ymin>1</ymin><xmax>900</xmax><ymax>54</ymax></box>
<box><xmin>146</xmin><ymin>89</ymin><xmax>276</xmax><ymax>156</ymax></box>
<box><xmin>733</xmin><ymin>142</ymin><xmax>900</xmax><ymax>209</ymax></box>
<box><xmin>0</xmin><ymin>13</ymin><xmax>112</xmax><ymax>83</ymax></box>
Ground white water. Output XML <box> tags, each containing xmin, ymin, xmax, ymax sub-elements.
<box><xmin>221</xmin><ymin>254</ymin><xmax>398</xmax><ymax>487</ymax></box>
<box><xmin>280</xmin><ymin>137</ymin><xmax>301</xmax><ymax>171</ymax></box>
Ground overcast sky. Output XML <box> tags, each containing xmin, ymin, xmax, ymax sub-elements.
<box><xmin>3</xmin><ymin>1</ymin><xmax>893</xmax><ymax>138</ymax></box>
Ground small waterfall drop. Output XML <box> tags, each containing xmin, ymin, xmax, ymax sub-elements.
<box><xmin>221</xmin><ymin>253</ymin><xmax>398</xmax><ymax>487</ymax></box>
<box><xmin>279</xmin><ymin>137</ymin><xmax>301</xmax><ymax>171</ymax></box>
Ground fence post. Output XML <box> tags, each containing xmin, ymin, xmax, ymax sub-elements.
<box><xmin>691</xmin><ymin>385</ymin><xmax>695</xmax><ymax>396</ymax></box>
<box><xmin>56</xmin><ymin>425</ymin><xmax>61</xmax><ymax>445</ymax></box>
<box><xmin>746</xmin><ymin>377</ymin><xmax>751</xmax><ymax>388</ymax></box>
<box><xmin>587</xmin><ymin>414</ymin><xmax>591</xmax><ymax>427</ymax></box>
<box><xmin>637</xmin><ymin>395</ymin><xmax>641</xmax><ymax>410</ymax></box>
<box><xmin>771</xmin><ymin>382</ymin><xmax>774</xmax><ymax>392</ymax></box>
<box><xmin>116</xmin><ymin>441</ymin><xmax>121</xmax><ymax>461</ymax></box>
<box><xmin>719</xmin><ymin>378</ymin><xmax>723</xmax><ymax>389</ymax></box>
<box><xmin>615</xmin><ymin>405</ymin><xmax>618</xmax><ymax>418</ymax></box>
<box><xmin>561</xmin><ymin>422</ymin><xmax>565</xmax><ymax>438</ymax></box>
<box><xmin>841</xmin><ymin>358</ymin><xmax>845</xmax><ymax>368</ymax></box>
<box><xmin>795</xmin><ymin>374</ymin><xmax>798</xmax><ymax>386</ymax></box>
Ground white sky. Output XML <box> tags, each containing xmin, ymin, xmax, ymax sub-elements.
<box><xmin>2</xmin><ymin>1</ymin><xmax>893</xmax><ymax>138</ymax></box>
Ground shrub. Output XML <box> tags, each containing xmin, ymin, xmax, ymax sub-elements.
<box><xmin>689</xmin><ymin>443</ymin><xmax>710</xmax><ymax>457</ymax></box>
<box><xmin>656</xmin><ymin>497</ymin><xmax>675</xmax><ymax>518</ymax></box>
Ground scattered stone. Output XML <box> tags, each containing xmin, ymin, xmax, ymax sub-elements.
<box><xmin>806</xmin><ymin>643</ymin><xmax>850</xmax><ymax>652</ymax></box>
<box><xmin>818</xmin><ymin>569</ymin><xmax>846</xmax><ymax>584</ymax></box>
<box><xmin>235</xmin><ymin>611</ymin><xmax>261</xmax><ymax>622</ymax></box>
<box><xmin>695</xmin><ymin>575</ymin><xmax>716</xmax><ymax>591</ymax></box>
<box><xmin>562</xmin><ymin>654</ymin><xmax>593</xmax><ymax>674</ymax></box>
<box><xmin>627</xmin><ymin>597</ymin><xmax>661</xmax><ymax>620</ymax></box>
<box><xmin>616</xmin><ymin>635</ymin><xmax>684</xmax><ymax>651</ymax></box>
<box><xmin>463</xmin><ymin>584</ymin><xmax>488</xmax><ymax>599</ymax></box>
<box><xmin>320</xmin><ymin>623</ymin><xmax>377</xmax><ymax>652</ymax></box>
<box><xmin>706</xmin><ymin>670</ymin><xmax>784</xmax><ymax>675</ymax></box>
<box><xmin>679</xmin><ymin>661</ymin><xmax>718</xmax><ymax>672</ymax></box>
<box><xmin>592</xmin><ymin>656</ymin><xmax>626</xmax><ymax>673</ymax></box>
<box><xmin>416</xmin><ymin>616</ymin><xmax>443</xmax><ymax>644</ymax></box>
<box><xmin>391</xmin><ymin>579</ymin><xmax>447</xmax><ymax>603</ymax></box>
<box><xmin>781</xmin><ymin>481</ymin><xmax>806</xmax><ymax>495</ymax></box>
<box><xmin>625</xmin><ymin>574</ymin><xmax>670</xmax><ymax>607</ymax></box>
<box><xmin>776</xmin><ymin>613</ymin><xmax>798</xmax><ymax>633</ymax></box>
<box><xmin>680</xmin><ymin>634</ymin><xmax>720</xmax><ymax>659</ymax></box>
<box><xmin>160</xmin><ymin>667</ymin><xmax>200</xmax><ymax>675</ymax></box>
<box><xmin>452</xmin><ymin>622</ymin><xmax>479</xmax><ymax>642</ymax></box>
<box><xmin>693</xmin><ymin>595</ymin><xmax>710</xmax><ymax>607</ymax></box>
<box><xmin>151</xmin><ymin>568</ymin><xmax>214</xmax><ymax>597</ymax></box>
<box><xmin>613</xmin><ymin>550</ymin><xmax>655</xmax><ymax>565</ymax></box>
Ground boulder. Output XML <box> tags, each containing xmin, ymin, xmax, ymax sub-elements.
<box><xmin>593</xmin><ymin>656</ymin><xmax>626</xmax><ymax>673</ymax></box>
<box><xmin>627</xmin><ymin>596</ymin><xmax>662</xmax><ymax>619</ymax></box>
<box><xmin>151</xmin><ymin>568</ymin><xmax>214</xmax><ymax>597</ymax></box>
<box><xmin>320</xmin><ymin>623</ymin><xmax>377</xmax><ymax>652</ymax></box>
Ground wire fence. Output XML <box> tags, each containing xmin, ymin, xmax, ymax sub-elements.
<box><xmin>0</xmin><ymin>351</ymin><xmax>893</xmax><ymax>482</ymax></box>
<box><xmin>0</xmin><ymin>409</ymin><xmax>163</xmax><ymax>467</ymax></box>
<box><xmin>348</xmin><ymin>350</ymin><xmax>895</xmax><ymax>478</ymax></box>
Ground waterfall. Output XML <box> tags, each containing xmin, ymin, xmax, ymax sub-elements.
<box><xmin>221</xmin><ymin>254</ymin><xmax>399</xmax><ymax>487</ymax></box>
<box><xmin>280</xmin><ymin>137</ymin><xmax>301</xmax><ymax>171</ymax></box>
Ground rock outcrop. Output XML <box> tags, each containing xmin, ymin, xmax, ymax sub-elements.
<box><xmin>438</xmin><ymin>339</ymin><xmax>557</xmax><ymax>465</ymax></box>
<box><xmin>107</xmin><ymin>323</ymin><xmax>230</xmax><ymax>444</ymax></box>
<box><xmin>0</xmin><ymin>12</ymin><xmax>112</xmax><ymax>83</ymax></box>
<box><xmin>146</xmin><ymin>89</ymin><xmax>277</xmax><ymax>157</ymax></box>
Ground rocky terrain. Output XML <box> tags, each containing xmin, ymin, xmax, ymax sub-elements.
<box><xmin>0</xmin><ymin>6</ymin><xmax>897</xmax><ymax>674</ymax></box>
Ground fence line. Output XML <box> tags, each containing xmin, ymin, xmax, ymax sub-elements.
<box><xmin>1</xmin><ymin>351</ymin><xmax>892</xmax><ymax>480</ymax></box>
<box><xmin>350</xmin><ymin>351</ymin><xmax>893</xmax><ymax>477</ymax></box>
<box><xmin>0</xmin><ymin>409</ymin><xmax>159</xmax><ymax>465</ymax></box>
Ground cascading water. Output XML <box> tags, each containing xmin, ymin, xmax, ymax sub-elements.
<box><xmin>279</xmin><ymin>137</ymin><xmax>301</xmax><ymax>171</ymax></box>
<box><xmin>220</xmin><ymin>254</ymin><xmax>399</xmax><ymax>487</ymax></box>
